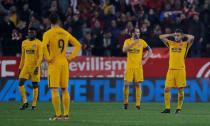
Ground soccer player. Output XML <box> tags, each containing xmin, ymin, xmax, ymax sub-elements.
<box><xmin>159</xmin><ymin>29</ymin><xmax>194</xmax><ymax>114</ymax></box>
<box><xmin>42</xmin><ymin>13</ymin><xmax>81</xmax><ymax>120</ymax></box>
<box><xmin>18</xmin><ymin>27</ymin><xmax>43</xmax><ymax>110</ymax></box>
<box><xmin>123</xmin><ymin>28</ymin><xmax>152</xmax><ymax>110</ymax></box>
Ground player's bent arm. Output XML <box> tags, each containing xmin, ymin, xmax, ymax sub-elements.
<box><xmin>42</xmin><ymin>34</ymin><xmax>51</xmax><ymax>62</ymax></box>
<box><xmin>141</xmin><ymin>47</ymin><xmax>152</xmax><ymax>65</ymax></box>
<box><xmin>122</xmin><ymin>40</ymin><xmax>138</xmax><ymax>53</ymax></box>
<box><xmin>147</xmin><ymin>48</ymin><xmax>153</xmax><ymax>60</ymax></box>
<box><xmin>67</xmin><ymin>34</ymin><xmax>82</xmax><ymax>61</ymax></box>
<box><xmin>159</xmin><ymin>34</ymin><xmax>173</xmax><ymax>47</ymax></box>
<box><xmin>184</xmin><ymin>34</ymin><xmax>194</xmax><ymax>44</ymax></box>
<box><xmin>35</xmin><ymin>42</ymin><xmax>43</xmax><ymax>67</ymax></box>
<box><xmin>19</xmin><ymin>43</ymin><xmax>25</xmax><ymax>70</ymax></box>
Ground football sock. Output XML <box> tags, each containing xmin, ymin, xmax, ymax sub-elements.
<box><xmin>177</xmin><ymin>91</ymin><xmax>184</xmax><ymax>109</ymax></box>
<box><xmin>136</xmin><ymin>87</ymin><xmax>141</xmax><ymax>106</ymax></box>
<box><xmin>165</xmin><ymin>91</ymin><xmax>171</xmax><ymax>109</ymax></box>
<box><xmin>123</xmin><ymin>86</ymin><xmax>129</xmax><ymax>104</ymax></box>
<box><xmin>19</xmin><ymin>85</ymin><xmax>27</xmax><ymax>103</ymax></box>
<box><xmin>51</xmin><ymin>90</ymin><xmax>61</xmax><ymax>116</ymax></box>
<box><xmin>62</xmin><ymin>91</ymin><xmax>70</xmax><ymax>116</ymax></box>
<box><xmin>32</xmin><ymin>88</ymin><xmax>38</xmax><ymax>106</ymax></box>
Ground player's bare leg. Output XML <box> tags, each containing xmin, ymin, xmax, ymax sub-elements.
<box><xmin>161</xmin><ymin>87</ymin><xmax>171</xmax><ymax>113</ymax></box>
<box><xmin>32</xmin><ymin>82</ymin><xmax>39</xmax><ymax>110</ymax></box>
<box><xmin>135</xmin><ymin>82</ymin><xmax>141</xmax><ymax>110</ymax></box>
<box><xmin>19</xmin><ymin>78</ymin><xmax>29</xmax><ymax>110</ymax></box>
<box><xmin>50</xmin><ymin>88</ymin><xmax>62</xmax><ymax>120</ymax></box>
<box><xmin>61</xmin><ymin>88</ymin><xmax>70</xmax><ymax>120</ymax></box>
<box><xmin>176</xmin><ymin>87</ymin><xmax>184</xmax><ymax>114</ymax></box>
<box><xmin>123</xmin><ymin>81</ymin><xmax>129</xmax><ymax>109</ymax></box>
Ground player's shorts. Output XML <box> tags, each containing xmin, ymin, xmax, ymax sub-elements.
<box><xmin>19</xmin><ymin>66</ymin><xmax>40</xmax><ymax>82</ymax></box>
<box><xmin>165</xmin><ymin>69</ymin><xmax>186</xmax><ymax>88</ymax></box>
<box><xmin>48</xmin><ymin>63</ymin><xmax>69</xmax><ymax>88</ymax></box>
<box><xmin>124</xmin><ymin>67</ymin><xmax>143</xmax><ymax>82</ymax></box>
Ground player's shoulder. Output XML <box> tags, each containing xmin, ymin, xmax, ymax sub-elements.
<box><xmin>58</xmin><ymin>27</ymin><xmax>70</xmax><ymax>36</ymax></box>
<box><xmin>35</xmin><ymin>39</ymin><xmax>42</xmax><ymax>44</ymax></box>
<box><xmin>167</xmin><ymin>39</ymin><xmax>175</xmax><ymax>44</ymax></box>
<box><xmin>139</xmin><ymin>39</ymin><xmax>146</xmax><ymax>42</ymax></box>
<box><xmin>43</xmin><ymin>29</ymin><xmax>51</xmax><ymax>36</ymax></box>
<box><xmin>22</xmin><ymin>39</ymin><xmax>29</xmax><ymax>45</ymax></box>
<box><xmin>182</xmin><ymin>41</ymin><xmax>188</xmax><ymax>46</ymax></box>
<box><xmin>167</xmin><ymin>39</ymin><xmax>174</xmax><ymax>42</ymax></box>
<box><xmin>139</xmin><ymin>39</ymin><xmax>148</xmax><ymax>44</ymax></box>
<box><xmin>53</xmin><ymin>27</ymin><xmax>70</xmax><ymax>36</ymax></box>
<box><xmin>124</xmin><ymin>38</ymin><xmax>131</xmax><ymax>43</ymax></box>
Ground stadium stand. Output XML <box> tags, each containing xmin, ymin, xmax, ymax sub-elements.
<box><xmin>0</xmin><ymin>0</ymin><xmax>209</xmax><ymax>57</ymax></box>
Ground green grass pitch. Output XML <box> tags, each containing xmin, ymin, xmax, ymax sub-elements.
<box><xmin>0</xmin><ymin>102</ymin><xmax>209</xmax><ymax>126</ymax></box>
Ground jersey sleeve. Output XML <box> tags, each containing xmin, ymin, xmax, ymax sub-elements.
<box><xmin>142</xmin><ymin>40</ymin><xmax>148</xmax><ymax>48</ymax></box>
<box><xmin>36</xmin><ymin>40</ymin><xmax>43</xmax><ymax>67</ymax></box>
<box><xmin>164</xmin><ymin>40</ymin><xmax>173</xmax><ymax>47</ymax></box>
<box><xmin>42</xmin><ymin>33</ymin><xmax>51</xmax><ymax>62</ymax></box>
<box><xmin>123</xmin><ymin>40</ymin><xmax>129</xmax><ymax>48</ymax></box>
<box><xmin>19</xmin><ymin>41</ymin><xmax>25</xmax><ymax>69</ymax></box>
<box><xmin>67</xmin><ymin>33</ymin><xmax>82</xmax><ymax>61</ymax></box>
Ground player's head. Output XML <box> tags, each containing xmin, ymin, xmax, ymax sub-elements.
<box><xmin>28</xmin><ymin>27</ymin><xmax>37</xmax><ymax>40</ymax></box>
<box><xmin>131</xmin><ymin>28</ymin><xmax>140</xmax><ymax>39</ymax></box>
<box><xmin>49</xmin><ymin>13</ymin><xmax>59</xmax><ymax>25</ymax></box>
<box><xmin>174</xmin><ymin>29</ymin><xmax>183</xmax><ymax>42</ymax></box>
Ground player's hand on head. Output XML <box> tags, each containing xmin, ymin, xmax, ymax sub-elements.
<box><xmin>34</xmin><ymin>67</ymin><xmax>39</xmax><ymax>75</ymax></box>
<box><xmin>172</xmin><ymin>33</ymin><xmax>176</xmax><ymax>37</ymax></box>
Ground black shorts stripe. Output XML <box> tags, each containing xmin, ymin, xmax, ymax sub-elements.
<box><xmin>48</xmin><ymin>75</ymin><xmax>50</xmax><ymax>87</ymax></box>
<box><xmin>184</xmin><ymin>43</ymin><xmax>189</xmax><ymax>58</ymax></box>
<box><xmin>163</xmin><ymin>42</ymin><xmax>169</xmax><ymax>48</ymax></box>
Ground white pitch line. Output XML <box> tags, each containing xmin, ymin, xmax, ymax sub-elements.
<box><xmin>2</xmin><ymin>118</ymin><xmax>145</xmax><ymax>123</ymax></box>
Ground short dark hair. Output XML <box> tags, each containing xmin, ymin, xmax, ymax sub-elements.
<box><xmin>174</xmin><ymin>29</ymin><xmax>183</xmax><ymax>34</ymax></box>
<box><xmin>130</xmin><ymin>28</ymin><xmax>140</xmax><ymax>34</ymax></box>
<box><xmin>28</xmin><ymin>27</ymin><xmax>37</xmax><ymax>32</ymax></box>
<box><xmin>49</xmin><ymin>13</ymin><xmax>59</xmax><ymax>24</ymax></box>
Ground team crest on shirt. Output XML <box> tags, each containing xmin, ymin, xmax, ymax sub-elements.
<box><xmin>138</xmin><ymin>44</ymin><xmax>141</xmax><ymax>48</ymax></box>
<box><xmin>33</xmin><ymin>44</ymin><xmax>36</xmax><ymax>48</ymax></box>
<box><xmin>180</xmin><ymin>44</ymin><xmax>183</xmax><ymax>47</ymax></box>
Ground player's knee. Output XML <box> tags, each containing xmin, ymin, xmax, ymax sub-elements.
<box><xmin>165</xmin><ymin>87</ymin><xmax>171</xmax><ymax>92</ymax></box>
<box><xmin>51</xmin><ymin>88</ymin><xmax>59</xmax><ymax>92</ymax></box>
<box><xmin>19</xmin><ymin>79</ymin><xmax>25</xmax><ymax>86</ymax></box>
<box><xmin>61</xmin><ymin>88</ymin><xmax>68</xmax><ymax>92</ymax></box>
<box><xmin>124</xmin><ymin>84</ymin><xmax>129</xmax><ymax>88</ymax></box>
<box><xmin>178</xmin><ymin>87</ymin><xmax>184</xmax><ymax>92</ymax></box>
<box><xmin>124</xmin><ymin>81</ymin><xmax>129</xmax><ymax>87</ymax></box>
<box><xmin>135</xmin><ymin>82</ymin><xmax>141</xmax><ymax>88</ymax></box>
<box><xmin>32</xmin><ymin>82</ymin><xmax>39</xmax><ymax>88</ymax></box>
<box><xmin>19</xmin><ymin>82</ymin><xmax>24</xmax><ymax>86</ymax></box>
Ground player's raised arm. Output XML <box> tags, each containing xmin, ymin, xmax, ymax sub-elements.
<box><xmin>67</xmin><ymin>33</ymin><xmax>82</xmax><ymax>61</ymax></box>
<box><xmin>184</xmin><ymin>34</ymin><xmax>194</xmax><ymax>44</ymax></box>
<box><xmin>159</xmin><ymin>34</ymin><xmax>174</xmax><ymax>47</ymax></box>
<box><xmin>19</xmin><ymin>42</ymin><xmax>25</xmax><ymax>71</ymax></box>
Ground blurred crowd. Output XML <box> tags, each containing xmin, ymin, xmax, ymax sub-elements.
<box><xmin>0</xmin><ymin>0</ymin><xmax>209</xmax><ymax>57</ymax></box>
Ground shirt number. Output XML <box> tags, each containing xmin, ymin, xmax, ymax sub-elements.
<box><xmin>58</xmin><ymin>39</ymin><xmax>64</xmax><ymax>53</ymax></box>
